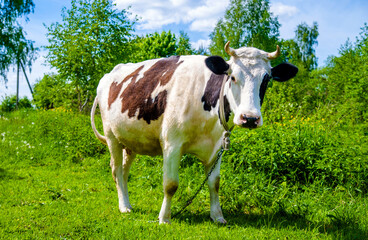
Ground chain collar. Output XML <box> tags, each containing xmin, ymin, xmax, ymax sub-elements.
<box><xmin>218</xmin><ymin>74</ymin><xmax>234</xmax><ymax>150</ymax></box>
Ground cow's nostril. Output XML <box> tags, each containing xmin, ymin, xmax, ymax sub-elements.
<box><xmin>247</xmin><ymin>117</ymin><xmax>258</xmax><ymax>123</ymax></box>
<box><xmin>240</xmin><ymin>115</ymin><xmax>260</xmax><ymax>128</ymax></box>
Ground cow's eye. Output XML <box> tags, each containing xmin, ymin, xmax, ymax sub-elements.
<box><xmin>231</xmin><ymin>76</ymin><xmax>236</xmax><ymax>82</ymax></box>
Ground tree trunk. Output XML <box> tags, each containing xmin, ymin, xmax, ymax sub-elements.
<box><xmin>80</xmin><ymin>90</ymin><xmax>89</xmax><ymax>112</ymax></box>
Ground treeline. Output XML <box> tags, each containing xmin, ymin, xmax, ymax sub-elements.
<box><xmin>1</xmin><ymin>0</ymin><xmax>367</xmax><ymax>126</ymax></box>
<box><xmin>264</xmin><ymin>23</ymin><xmax>368</xmax><ymax>125</ymax></box>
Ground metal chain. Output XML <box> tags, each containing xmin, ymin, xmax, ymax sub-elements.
<box><xmin>170</xmin><ymin>75</ymin><xmax>231</xmax><ymax>219</ymax></box>
<box><xmin>171</xmin><ymin>147</ymin><xmax>225</xmax><ymax>219</ymax></box>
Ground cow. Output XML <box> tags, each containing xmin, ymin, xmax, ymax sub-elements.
<box><xmin>91</xmin><ymin>42</ymin><xmax>298</xmax><ymax>224</ymax></box>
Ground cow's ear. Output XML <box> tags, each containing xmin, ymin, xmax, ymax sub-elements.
<box><xmin>271</xmin><ymin>63</ymin><xmax>298</xmax><ymax>82</ymax></box>
<box><xmin>205</xmin><ymin>56</ymin><xmax>229</xmax><ymax>75</ymax></box>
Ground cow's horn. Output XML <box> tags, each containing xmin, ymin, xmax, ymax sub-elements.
<box><xmin>224</xmin><ymin>41</ymin><xmax>237</xmax><ymax>57</ymax></box>
<box><xmin>268</xmin><ymin>45</ymin><xmax>281</xmax><ymax>60</ymax></box>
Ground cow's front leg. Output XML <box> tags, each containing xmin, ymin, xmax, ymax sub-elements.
<box><xmin>205</xmin><ymin>157</ymin><xmax>227</xmax><ymax>224</ymax></box>
<box><xmin>159</xmin><ymin>146</ymin><xmax>180</xmax><ymax>224</ymax></box>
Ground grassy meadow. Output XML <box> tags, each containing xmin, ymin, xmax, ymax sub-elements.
<box><xmin>0</xmin><ymin>108</ymin><xmax>367</xmax><ymax>239</ymax></box>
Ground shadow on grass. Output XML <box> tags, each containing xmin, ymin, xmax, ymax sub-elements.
<box><xmin>172</xmin><ymin>209</ymin><xmax>367</xmax><ymax>238</ymax></box>
<box><xmin>0</xmin><ymin>168</ymin><xmax>25</xmax><ymax>181</ymax></box>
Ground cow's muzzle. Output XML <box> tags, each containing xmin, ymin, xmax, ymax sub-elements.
<box><xmin>240</xmin><ymin>114</ymin><xmax>260</xmax><ymax>129</ymax></box>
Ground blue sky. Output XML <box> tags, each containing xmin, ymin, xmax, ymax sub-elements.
<box><xmin>1</xmin><ymin>0</ymin><xmax>367</xmax><ymax>100</ymax></box>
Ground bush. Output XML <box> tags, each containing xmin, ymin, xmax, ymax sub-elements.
<box><xmin>0</xmin><ymin>108</ymin><xmax>106</xmax><ymax>166</ymax></box>
<box><xmin>33</xmin><ymin>73</ymin><xmax>77</xmax><ymax>110</ymax></box>
<box><xmin>0</xmin><ymin>95</ymin><xmax>32</xmax><ymax>113</ymax></box>
<box><xmin>224</xmin><ymin>118</ymin><xmax>368</xmax><ymax>192</ymax></box>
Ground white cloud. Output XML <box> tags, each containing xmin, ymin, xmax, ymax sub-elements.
<box><xmin>113</xmin><ymin>0</ymin><xmax>228</xmax><ymax>32</ymax></box>
<box><xmin>170</xmin><ymin>0</ymin><xmax>187</xmax><ymax>7</ymax></box>
<box><xmin>186</xmin><ymin>0</ymin><xmax>225</xmax><ymax>20</ymax></box>
<box><xmin>190</xmin><ymin>19</ymin><xmax>217</xmax><ymax>32</ymax></box>
<box><xmin>114</xmin><ymin>0</ymin><xmax>189</xmax><ymax>30</ymax></box>
<box><xmin>187</xmin><ymin>0</ymin><xmax>228</xmax><ymax>32</ymax></box>
<box><xmin>270</xmin><ymin>2</ymin><xmax>299</xmax><ymax>17</ymax></box>
<box><xmin>136</xmin><ymin>8</ymin><xmax>178</xmax><ymax>30</ymax></box>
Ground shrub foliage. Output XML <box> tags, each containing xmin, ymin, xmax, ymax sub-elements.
<box><xmin>0</xmin><ymin>95</ymin><xmax>32</xmax><ymax>113</ymax></box>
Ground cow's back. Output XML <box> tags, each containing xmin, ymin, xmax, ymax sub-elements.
<box><xmin>96</xmin><ymin>55</ymin><xmax>219</xmax><ymax>157</ymax></box>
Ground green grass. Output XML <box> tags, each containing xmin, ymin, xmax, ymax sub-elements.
<box><xmin>0</xmin><ymin>109</ymin><xmax>367</xmax><ymax>239</ymax></box>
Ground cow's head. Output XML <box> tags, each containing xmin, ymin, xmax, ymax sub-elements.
<box><xmin>205</xmin><ymin>42</ymin><xmax>298</xmax><ymax>128</ymax></box>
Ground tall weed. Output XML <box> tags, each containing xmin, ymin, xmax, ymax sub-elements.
<box><xmin>0</xmin><ymin>108</ymin><xmax>105</xmax><ymax>167</ymax></box>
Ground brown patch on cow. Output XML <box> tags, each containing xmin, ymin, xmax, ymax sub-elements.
<box><xmin>108</xmin><ymin>65</ymin><xmax>144</xmax><ymax>109</ymax></box>
<box><xmin>165</xmin><ymin>181</ymin><xmax>178</xmax><ymax>196</ymax></box>
<box><xmin>214</xmin><ymin>176</ymin><xmax>220</xmax><ymax>193</ymax></box>
<box><xmin>120</xmin><ymin>56</ymin><xmax>183</xmax><ymax>124</ymax></box>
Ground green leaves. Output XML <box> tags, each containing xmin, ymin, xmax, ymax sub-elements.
<box><xmin>43</xmin><ymin>0</ymin><xmax>196</xmax><ymax>112</ymax></box>
<box><xmin>227</xmin><ymin>119</ymin><xmax>368</xmax><ymax>191</ymax></box>
<box><xmin>0</xmin><ymin>0</ymin><xmax>37</xmax><ymax>84</ymax></box>
<box><xmin>209</xmin><ymin>0</ymin><xmax>280</xmax><ymax>58</ymax></box>
<box><xmin>138</xmin><ymin>31</ymin><xmax>177</xmax><ymax>60</ymax></box>
<box><xmin>45</xmin><ymin>0</ymin><xmax>136</xmax><ymax>111</ymax></box>
<box><xmin>0</xmin><ymin>110</ymin><xmax>367</xmax><ymax>238</ymax></box>
<box><xmin>312</xmin><ymin>22</ymin><xmax>368</xmax><ymax>123</ymax></box>
<box><xmin>287</xmin><ymin>22</ymin><xmax>319</xmax><ymax>71</ymax></box>
<box><xmin>130</xmin><ymin>31</ymin><xmax>194</xmax><ymax>62</ymax></box>
<box><xmin>0</xmin><ymin>95</ymin><xmax>32</xmax><ymax>113</ymax></box>
<box><xmin>32</xmin><ymin>73</ymin><xmax>76</xmax><ymax>110</ymax></box>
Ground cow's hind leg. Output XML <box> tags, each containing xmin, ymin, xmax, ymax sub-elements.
<box><xmin>107</xmin><ymin>136</ymin><xmax>135</xmax><ymax>213</ymax></box>
<box><xmin>120</xmin><ymin>148</ymin><xmax>135</xmax><ymax>212</ymax></box>
<box><xmin>205</xmin><ymin>157</ymin><xmax>226</xmax><ymax>224</ymax></box>
<box><xmin>158</xmin><ymin>145</ymin><xmax>181</xmax><ymax>224</ymax></box>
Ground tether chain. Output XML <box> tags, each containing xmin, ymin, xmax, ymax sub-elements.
<box><xmin>171</xmin><ymin>147</ymin><xmax>225</xmax><ymax>219</ymax></box>
<box><xmin>171</xmin><ymin>74</ymin><xmax>232</xmax><ymax>219</ymax></box>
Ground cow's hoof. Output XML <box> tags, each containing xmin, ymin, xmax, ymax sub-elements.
<box><xmin>214</xmin><ymin>217</ymin><xmax>227</xmax><ymax>224</ymax></box>
<box><xmin>119</xmin><ymin>206</ymin><xmax>133</xmax><ymax>213</ymax></box>
<box><xmin>159</xmin><ymin>218</ymin><xmax>171</xmax><ymax>224</ymax></box>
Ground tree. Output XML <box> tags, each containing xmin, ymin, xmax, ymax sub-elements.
<box><xmin>318</xmin><ymin>23</ymin><xmax>368</xmax><ymax>122</ymax></box>
<box><xmin>209</xmin><ymin>0</ymin><xmax>280</xmax><ymax>58</ymax></box>
<box><xmin>1</xmin><ymin>0</ymin><xmax>38</xmax><ymax>108</ymax></box>
<box><xmin>32</xmin><ymin>74</ymin><xmax>76</xmax><ymax>110</ymax></box>
<box><xmin>262</xmin><ymin>23</ymin><xmax>319</xmax><ymax>121</ymax></box>
<box><xmin>45</xmin><ymin>0</ymin><xmax>136</xmax><ymax>111</ymax></box>
<box><xmin>176</xmin><ymin>31</ymin><xmax>193</xmax><ymax>55</ymax></box>
<box><xmin>1</xmin><ymin>0</ymin><xmax>35</xmax><ymax>82</ymax></box>
<box><xmin>132</xmin><ymin>31</ymin><xmax>177</xmax><ymax>62</ymax></box>
<box><xmin>131</xmin><ymin>31</ymin><xmax>194</xmax><ymax>62</ymax></box>
<box><xmin>294</xmin><ymin>22</ymin><xmax>319</xmax><ymax>71</ymax></box>
<box><xmin>279</xmin><ymin>22</ymin><xmax>318</xmax><ymax>80</ymax></box>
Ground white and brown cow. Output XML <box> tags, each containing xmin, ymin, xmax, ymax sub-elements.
<box><xmin>91</xmin><ymin>42</ymin><xmax>298</xmax><ymax>224</ymax></box>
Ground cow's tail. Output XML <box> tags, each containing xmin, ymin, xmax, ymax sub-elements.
<box><xmin>91</xmin><ymin>96</ymin><xmax>107</xmax><ymax>145</ymax></box>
